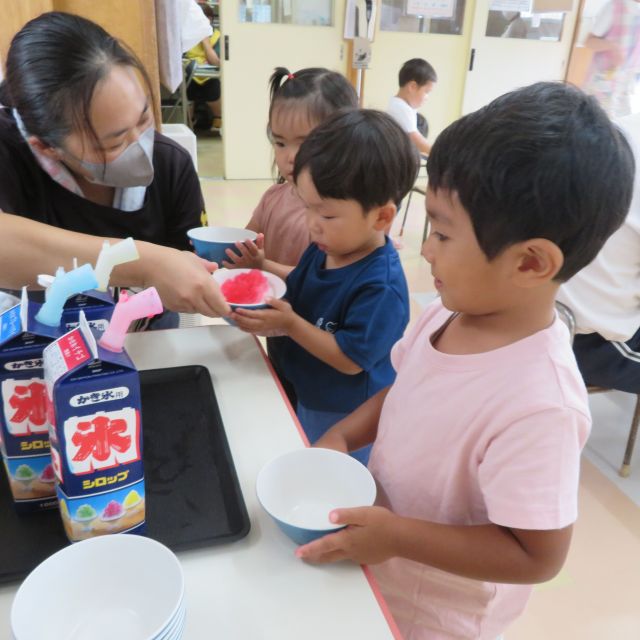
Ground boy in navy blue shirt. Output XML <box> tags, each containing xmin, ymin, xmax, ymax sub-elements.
<box><xmin>232</xmin><ymin>109</ymin><xmax>419</xmax><ymax>462</ymax></box>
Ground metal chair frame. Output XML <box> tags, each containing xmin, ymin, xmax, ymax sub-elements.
<box><xmin>399</xmin><ymin>154</ymin><xmax>429</xmax><ymax>242</ymax></box>
<box><xmin>160</xmin><ymin>59</ymin><xmax>196</xmax><ymax>128</ymax></box>
<box><xmin>555</xmin><ymin>301</ymin><xmax>640</xmax><ymax>477</ymax></box>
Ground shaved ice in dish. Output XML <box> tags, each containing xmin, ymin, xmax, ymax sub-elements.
<box><xmin>101</xmin><ymin>500</ymin><xmax>124</xmax><ymax>520</ymax></box>
<box><xmin>39</xmin><ymin>463</ymin><xmax>55</xmax><ymax>483</ymax></box>
<box><xmin>75</xmin><ymin>504</ymin><xmax>97</xmax><ymax>521</ymax></box>
<box><xmin>123</xmin><ymin>489</ymin><xmax>142</xmax><ymax>509</ymax></box>
<box><xmin>15</xmin><ymin>464</ymin><xmax>35</xmax><ymax>481</ymax></box>
<box><xmin>221</xmin><ymin>270</ymin><xmax>270</xmax><ymax>304</ymax></box>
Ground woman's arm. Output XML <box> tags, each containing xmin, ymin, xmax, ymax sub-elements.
<box><xmin>0</xmin><ymin>212</ymin><xmax>230</xmax><ymax>316</ymax></box>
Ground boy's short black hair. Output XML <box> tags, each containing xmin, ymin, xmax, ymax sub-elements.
<box><xmin>293</xmin><ymin>109</ymin><xmax>419</xmax><ymax>212</ymax></box>
<box><xmin>399</xmin><ymin>58</ymin><xmax>437</xmax><ymax>88</ymax></box>
<box><xmin>427</xmin><ymin>82</ymin><xmax>635</xmax><ymax>281</ymax></box>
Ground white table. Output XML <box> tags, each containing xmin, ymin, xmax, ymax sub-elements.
<box><xmin>0</xmin><ymin>326</ymin><xmax>399</xmax><ymax>639</ymax></box>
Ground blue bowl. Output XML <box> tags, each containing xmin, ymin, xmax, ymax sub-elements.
<box><xmin>256</xmin><ymin>448</ymin><xmax>376</xmax><ymax>545</ymax></box>
<box><xmin>187</xmin><ymin>227</ymin><xmax>257</xmax><ymax>264</ymax></box>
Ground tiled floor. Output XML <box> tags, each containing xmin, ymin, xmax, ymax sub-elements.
<box><xmin>199</xmin><ymin>177</ymin><xmax>640</xmax><ymax>640</ymax></box>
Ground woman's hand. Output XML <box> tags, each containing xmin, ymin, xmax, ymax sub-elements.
<box><xmin>138</xmin><ymin>244</ymin><xmax>230</xmax><ymax>316</ymax></box>
<box><xmin>222</xmin><ymin>234</ymin><xmax>265</xmax><ymax>270</ymax></box>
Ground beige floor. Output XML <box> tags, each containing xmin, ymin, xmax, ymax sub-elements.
<box><xmin>199</xmin><ymin>178</ymin><xmax>640</xmax><ymax>640</ymax></box>
<box><xmin>197</xmin><ymin>134</ymin><xmax>224</xmax><ymax>179</ymax></box>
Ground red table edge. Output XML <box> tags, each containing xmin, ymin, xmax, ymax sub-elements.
<box><xmin>253</xmin><ymin>336</ymin><xmax>404</xmax><ymax>640</ymax></box>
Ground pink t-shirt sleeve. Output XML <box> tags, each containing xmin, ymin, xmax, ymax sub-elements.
<box><xmin>479</xmin><ymin>406</ymin><xmax>590</xmax><ymax>530</ymax></box>
<box><xmin>247</xmin><ymin>189</ymin><xmax>270</xmax><ymax>233</ymax></box>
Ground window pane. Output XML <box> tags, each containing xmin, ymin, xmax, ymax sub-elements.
<box><xmin>380</xmin><ymin>0</ymin><xmax>466</xmax><ymax>36</ymax></box>
<box><xmin>485</xmin><ymin>10</ymin><xmax>565</xmax><ymax>40</ymax></box>
<box><xmin>238</xmin><ymin>0</ymin><xmax>333</xmax><ymax>26</ymax></box>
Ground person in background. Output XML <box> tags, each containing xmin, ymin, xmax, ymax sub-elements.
<box><xmin>0</xmin><ymin>12</ymin><xmax>209</xmax><ymax>327</ymax></box>
<box><xmin>224</xmin><ymin>67</ymin><xmax>358</xmax><ymax>270</ymax></box>
<box><xmin>387</xmin><ymin>58</ymin><xmax>437</xmax><ymax>155</ymax></box>
<box><xmin>582</xmin><ymin>0</ymin><xmax>640</xmax><ymax>118</ymax></box>
<box><xmin>557</xmin><ymin>112</ymin><xmax>640</xmax><ymax>397</ymax></box>
<box><xmin>231</xmin><ymin>109</ymin><xmax>417</xmax><ymax>464</ymax></box>
<box><xmin>184</xmin><ymin>2</ymin><xmax>223</xmax><ymax>131</ymax></box>
<box><xmin>295</xmin><ymin>83</ymin><xmax>634</xmax><ymax>640</ymax></box>
<box><xmin>0</xmin><ymin>211</ymin><xmax>230</xmax><ymax>317</ymax></box>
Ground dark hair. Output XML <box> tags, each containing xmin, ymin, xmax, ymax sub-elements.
<box><xmin>0</xmin><ymin>11</ymin><xmax>155</xmax><ymax>152</ymax></box>
<box><xmin>427</xmin><ymin>82</ymin><xmax>635</xmax><ymax>281</ymax></box>
<box><xmin>293</xmin><ymin>109</ymin><xmax>419</xmax><ymax>212</ymax></box>
<box><xmin>198</xmin><ymin>2</ymin><xmax>215</xmax><ymax>21</ymax></box>
<box><xmin>399</xmin><ymin>58</ymin><xmax>437</xmax><ymax>87</ymax></box>
<box><xmin>268</xmin><ymin>66</ymin><xmax>358</xmax><ymax>132</ymax></box>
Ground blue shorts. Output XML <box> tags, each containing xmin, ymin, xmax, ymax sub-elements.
<box><xmin>296</xmin><ymin>403</ymin><xmax>371</xmax><ymax>465</ymax></box>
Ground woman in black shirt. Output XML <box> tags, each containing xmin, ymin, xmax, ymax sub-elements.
<box><xmin>0</xmin><ymin>12</ymin><xmax>225</xmax><ymax>317</ymax></box>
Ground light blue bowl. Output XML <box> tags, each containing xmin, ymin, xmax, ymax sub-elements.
<box><xmin>256</xmin><ymin>448</ymin><xmax>377</xmax><ymax>546</ymax></box>
<box><xmin>187</xmin><ymin>227</ymin><xmax>257</xmax><ymax>264</ymax></box>
<box><xmin>212</xmin><ymin>268</ymin><xmax>287</xmax><ymax>326</ymax></box>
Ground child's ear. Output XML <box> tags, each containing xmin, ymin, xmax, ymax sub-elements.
<box><xmin>510</xmin><ymin>238</ymin><xmax>564</xmax><ymax>287</ymax></box>
<box><xmin>372</xmin><ymin>203</ymin><xmax>396</xmax><ymax>230</ymax></box>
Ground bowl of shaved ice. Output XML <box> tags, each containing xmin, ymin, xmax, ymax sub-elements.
<box><xmin>39</xmin><ymin>464</ymin><xmax>55</xmax><ymax>484</ymax></box>
<box><xmin>74</xmin><ymin>504</ymin><xmax>97</xmax><ymax>532</ymax></box>
<box><xmin>14</xmin><ymin>464</ymin><xmax>35</xmax><ymax>487</ymax></box>
<box><xmin>213</xmin><ymin>268</ymin><xmax>286</xmax><ymax>322</ymax></box>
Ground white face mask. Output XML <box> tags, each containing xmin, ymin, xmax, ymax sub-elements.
<box><xmin>69</xmin><ymin>126</ymin><xmax>155</xmax><ymax>188</ymax></box>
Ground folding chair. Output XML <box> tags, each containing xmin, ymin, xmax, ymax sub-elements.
<box><xmin>160</xmin><ymin>59</ymin><xmax>196</xmax><ymax>128</ymax></box>
<box><xmin>398</xmin><ymin>154</ymin><xmax>429</xmax><ymax>242</ymax></box>
<box><xmin>555</xmin><ymin>301</ymin><xmax>640</xmax><ymax>477</ymax></box>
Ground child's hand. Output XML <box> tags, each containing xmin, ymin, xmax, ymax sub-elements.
<box><xmin>231</xmin><ymin>297</ymin><xmax>296</xmax><ymax>334</ymax></box>
<box><xmin>222</xmin><ymin>233</ymin><xmax>265</xmax><ymax>269</ymax></box>
<box><xmin>295</xmin><ymin>506</ymin><xmax>397</xmax><ymax>565</ymax></box>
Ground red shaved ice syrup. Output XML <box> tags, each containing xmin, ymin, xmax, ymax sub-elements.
<box><xmin>221</xmin><ymin>270</ymin><xmax>270</xmax><ymax>304</ymax></box>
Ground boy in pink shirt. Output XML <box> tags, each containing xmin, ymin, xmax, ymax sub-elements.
<box><xmin>296</xmin><ymin>83</ymin><xmax>635</xmax><ymax>639</ymax></box>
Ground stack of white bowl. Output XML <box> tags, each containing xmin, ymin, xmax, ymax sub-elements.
<box><xmin>11</xmin><ymin>534</ymin><xmax>185</xmax><ymax>640</ymax></box>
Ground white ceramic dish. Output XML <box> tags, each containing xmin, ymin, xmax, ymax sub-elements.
<box><xmin>256</xmin><ymin>448</ymin><xmax>377</xmax><ymax>545</ymax></box>
<box><xmin>11</xmin><ymin>534</ymin><xmax>184</xmax><ymax>640</ymax></box>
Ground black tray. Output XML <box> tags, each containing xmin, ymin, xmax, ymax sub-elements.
<box><xmin>0</xmin><ymin>365</ymin><xmax>250</xmax><ymax>583</ymax></box>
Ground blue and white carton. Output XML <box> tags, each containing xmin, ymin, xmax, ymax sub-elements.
<box><xmin>61</xmin><ymin>290</ymin><xmax>115</xmax><ymax>334</ymax></box>
<box><xmin>43</xmin><ymin>312</ymin><xmax>145</xmax><ymax>542</ymax></box>
<box><xmin>0</xmin><ymin>292</ymin><xmax>65</xmax><ymax>513</ymax></box>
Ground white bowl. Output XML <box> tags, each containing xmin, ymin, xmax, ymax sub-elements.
<box><xmin>213</xmin><ymin>269</ymin><xmax>287</xmax><ymax>328</ymax></box>
<box><xmin>11</xmin><ymin>535</ymin><xmax>184</xmax><ymax>640</ymax></box>
<box><xmin>256</xmin><ymin>448</ymin><xmax>377</xmax><ymax>545</ymax></box>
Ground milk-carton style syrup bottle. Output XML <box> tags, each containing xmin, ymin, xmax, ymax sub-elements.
<box><xmin>44</xmin><ymin>290</ymin><xmax>162</xmax><ymax>542</ymax></box>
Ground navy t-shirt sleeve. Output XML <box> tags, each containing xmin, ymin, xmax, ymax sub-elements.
<box><xmin>334</xmin><ymin>284</ymin><xmax>408</xmax><ymax>371</ymax></box>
